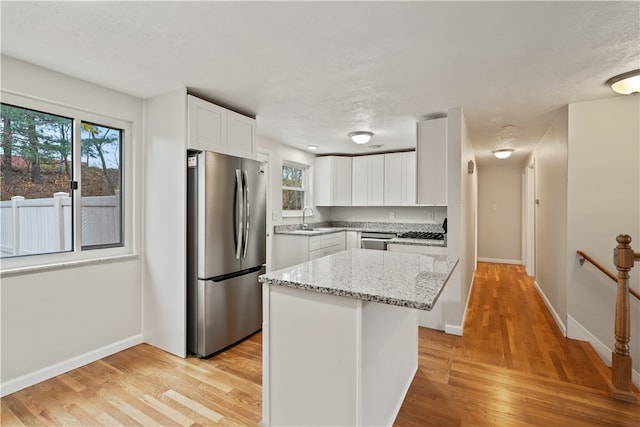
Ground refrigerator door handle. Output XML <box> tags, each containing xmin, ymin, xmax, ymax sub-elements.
<box><xmin>242</xmin><ymin>170</ymin><xmax>250</xmax><ymax>258</ymax></box>
<box><xmin>235</xmin><ymin>169</ymin><xmax>243</xmax><ymax>259</ymax></box>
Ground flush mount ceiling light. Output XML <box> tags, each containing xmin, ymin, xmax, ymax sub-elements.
<box><xmin>348</xmin><ymin>131</ymin><xmax>373</xmax><ymax>144</ymax></box>
<box><xmin>492</xmin><ymin>148</ymin><xmax>515</xmax><ymax>159</ymax></box>
<box><xmin>606</xmin><ymin>69</ymin><xmax>640</xmax><ymax>95</ymax></box>
<box><xmin>307</xmin><ymin>145</ymin><xmax>318</xmax><ymax>151</ymax></box>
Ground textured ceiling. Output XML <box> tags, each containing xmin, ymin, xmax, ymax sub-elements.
<box><xmin>1</xmin><ymin>1</ymin><xmax>638</xmax><ymax>166</ymax></box>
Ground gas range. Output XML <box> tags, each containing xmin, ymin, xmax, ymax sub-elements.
<box><xmin>396</xmin><ymin>231</ymin><xmax>445</xmax><ymax>240</ymax></box>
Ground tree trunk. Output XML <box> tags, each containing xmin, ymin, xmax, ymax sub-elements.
<box><xmin>2</xmin><ymin>113</ymin><xmax>13</xmax><ymax>185</ymax></box>
<box><xmin>96</xmin><ymin>144</ymin><xmax>115</xmax><ymax>194</ymax></box>
<box><xmin>26</xmin><ymin>112</ymin><xmax>41</xmax><ymax>183</ymax></box>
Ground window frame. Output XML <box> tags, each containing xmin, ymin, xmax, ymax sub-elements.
<box><xmin>281</xmin><ymin>161</ymin><xmax>309</xmax><ymax>217</ymax></box>
<box><xmin>0</xmin><ymin>91</ymin><xmax>134</xmax><ymax>272</ymax></box>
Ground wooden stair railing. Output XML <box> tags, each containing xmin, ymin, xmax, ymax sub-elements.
<box><xmin>577</xmin><ymin>250</ymin><xmax>640</xmax><ymax>301</ymax></box>
<box><xmin>578</xmin><ymin>235</ymin><xmax>639</xmax><ymax>403</ymax></box>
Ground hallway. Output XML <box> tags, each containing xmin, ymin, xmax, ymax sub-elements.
<box><xmin>395</xmin><ymin>262</ymin><xmax>640</xmax><ymax>426</ymax></box>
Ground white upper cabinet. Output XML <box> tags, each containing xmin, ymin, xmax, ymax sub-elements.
<box><xmin>188</xmin><ymin>95</ymin><xmax>226</xmax><ymax>153</ymax></box>
<box><xmin>368</xmin><ymin>154</ymin><xmax>384</xmax><ymax>205</ymax></box>
<box><xmin>315</xmin><ymin>156</ymin><xmax>352</xmax><ymax>206</ymax></box>
<box><xmin>417</xmin><ymin>118</ymin><xmax>447</xmax><ymax>205</ymax></box>
<box><xmin>227</xmin><ymin>110</ymin><xmax>256</xmax><ymax>159</ymax></box>
<box><xmin>352</xmin><ymin>154</ymin><xmax>384</xmax><ymax>206</ymax></box>
<box><xmin>384</xmin><ymin>152</ymin><xmax>403</xmax><ymax>206</ymax></box>
<box><xmin>187</xmin><ymin>95</ymin><xmax>256</xmax><ymax>159</ymax></box>
<box><xmin>385</xmin><ymin>151</ymin><xmax>417</xmax><ymax>206</ymax></box>
<box><xmin>402</xmin><ymin>151</ymin><xmax>417</xmax><ymax>206</ymax></box>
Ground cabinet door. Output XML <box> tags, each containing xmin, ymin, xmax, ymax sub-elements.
<box><xmin>402</xmin><ymin>151</ymin><xmax>417</xmax><ymax>206</ymax></box>
<box><xmin>384</xmin><ymin>152</ymin><xmax>403</xmax><ymax>206</ymax></box>
<box><xmin>345</xmin><ymin>231</ymin><xmax>361</xmax><ymax>249</ymax></box>
<box><xmin>188</xmin><ymin>95</ymin><xmax>227</xmax><ymax>152</ymax></box>
<box><xmin>417</xmin><ymin>118</ymin><xmax>447</xmax><ymax>205</ymax></box>
<box><xmin>368</xmin><ymin>154</ymin><xmax>385</xmax><ymax>206</ymax></box>
<box><xmin>227</xmin><ymin>110</ymin><xmax>256</xmax><ymax>159</ymax></box>
<box><xmin>315</xmin><ymin>157</ymin><xmax>332</xmax><ymax>206</ymax></box>
<box><xmin>333</xmin><ymin>157</ymin><xmax>352</xmax><ymax>206</ymax></box>
<box><xmin>352</xmin><ymin>156</ymin><xmax>368</xmax><ymax>206</ymax></box>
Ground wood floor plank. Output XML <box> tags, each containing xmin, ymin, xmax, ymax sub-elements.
<box><xmin>163</xmin><ymin>389</ymin><xmax>224</xmax><ymax>423</ymax></box>
<box><xmin>2</xmin><ymin>261</ymin><xmax>638</xmax><ymax>426</ymax></box>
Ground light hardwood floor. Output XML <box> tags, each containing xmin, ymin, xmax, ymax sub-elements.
<box><xmin>2</xmin><ymin>262</ymin><xmax>638</xmax><ymax>426</ymax></box>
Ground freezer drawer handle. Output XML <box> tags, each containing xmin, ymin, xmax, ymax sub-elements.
<box><xmin>235</xmin><ymin>169</ymin><xmax>244</xmax><ymax>259</ymax></box>
<box><xmin>243</xmin><ymin>170</ymin><xmax>250</xmax><ymax>258</ymax></box>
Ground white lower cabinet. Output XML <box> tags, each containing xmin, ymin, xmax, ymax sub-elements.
<box><xmin>387</xmin><ymin>243</ymin><xmax>447</xmax><ymax>330</ymax></box>
<box><xmin>345</xmin><ymin>231</ymin><xmax>361</xmax><ymax>249</ymax></box>
<box><xmin>273</xmin><ymin>232</ymin><xmax>346</xmax><ymax>270</ymax></box>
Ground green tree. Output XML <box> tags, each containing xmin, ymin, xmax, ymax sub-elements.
<box><xmin>81</xmin><ymin>123</ymin><xmax>119</xmax><ymax>194</ymax></box>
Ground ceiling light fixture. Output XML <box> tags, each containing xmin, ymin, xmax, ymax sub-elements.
<box><xmin>606</xmin><ymin>69</ymin><xmax>640</xmax><ymax>95</ymax></box>
<box><xmin>492</xmin><ymin>148</ymin><xmax>515</xmax><ymax>159</ymax></box>
<box><xmin>307</xmin><ymin>145</ymin><xmax>318</xmax><ymax>150</ymax></box>
<box><xmin>349</xmin><ymin>131</ymin><xmax>373</xmax><ymax>144</ymax></box>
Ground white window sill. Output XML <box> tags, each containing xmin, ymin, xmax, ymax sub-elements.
<box><xmin>282</xmin><ymin>211</ymin><xmax>316</xmax><ymax>219</ymax></box>
<box><xmin>0</xmin><ymin>253</ymin><xmax>140</xmax><ymax>278</ymax></box>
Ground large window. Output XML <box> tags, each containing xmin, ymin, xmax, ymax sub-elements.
<box><xmin>0</xmin><ymin>103</ymin><xmax>124</xmax><ymax>259</ymax></box>
<box><xmin>282</xmin><ymin>162</ymin><xmax>307</xmax><ymax>212</ymax></box>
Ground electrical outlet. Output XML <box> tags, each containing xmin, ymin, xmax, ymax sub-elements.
<box><xmin>389</xmin><ymin>211</ymin><xmax>395</xmax><ymax>220</ymax></box>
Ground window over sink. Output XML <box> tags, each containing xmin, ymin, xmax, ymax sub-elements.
<box><xmin>282</xmin><ymin>162</ymin><xmax>308</xmax><ymax>214</ymax></box>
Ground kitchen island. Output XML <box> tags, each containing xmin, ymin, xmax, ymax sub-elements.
<box><xmin>259</xmin><ymin>248</ymin><xmax>458</xmax><ymax>426</ymax></box>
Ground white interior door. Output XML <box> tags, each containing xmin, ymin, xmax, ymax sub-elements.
<box><xmin>525</xmin><ymin>164</ymin><xmax>535</xmax><ymax>276</ymax></box>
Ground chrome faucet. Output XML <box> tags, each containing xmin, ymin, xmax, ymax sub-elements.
<box><xmin>301</xmin><ymin>206</ymin><xmax>314</xmax><ymax>230</ymax></box>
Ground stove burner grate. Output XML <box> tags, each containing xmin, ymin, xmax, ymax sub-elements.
<box><xmin>397</xmin><ymin>231</ymin><xmax>445</xmax><ymax>240</ymax></box>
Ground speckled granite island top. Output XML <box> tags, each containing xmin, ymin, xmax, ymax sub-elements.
<box><xmin>259</xmin><ymin>248</ymin><xmax>458</xmax><ymax>311</ymax></box>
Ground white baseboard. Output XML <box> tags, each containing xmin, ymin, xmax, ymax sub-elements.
<box><xmin>477</xmin><ymin>257</ymin><xmax>522</xmax><ymax>265</ymax></box>
<box><xmin>0</xmin><ymin>334</ymin><xmax>143</xmax><ymax>397</ymax></box>
<box><xmin>444</xmin><ymin>269</ymin><xmax>476</xmax><ymax>337</ymax></box>
<box><xmin>534</xmin><ymin>280</ymin><xmax>567</xmax><ymax>337</ymax></box>
<box><xmin>445</xmin><ymin>324</ymin><xmax>463</xmax><ymax>336</ymax></box>
<box><xmin>567</xmin><ymin>315</ymin><xmax>639</xmax><ymax>388</ymax></box>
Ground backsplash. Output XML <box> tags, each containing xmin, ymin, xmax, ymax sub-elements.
<box><xmin>274</xmin><ymin>221</ymin><xmax>445</xmax><ymax>233</ymax></box>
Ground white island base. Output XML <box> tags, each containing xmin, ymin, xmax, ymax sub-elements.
<box><xmin>261</xmin><ymin>283</ymin><xmax>418</xmax><ymax>426</ymax></box>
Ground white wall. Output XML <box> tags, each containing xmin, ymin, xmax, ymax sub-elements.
<box><xmin>0</xmin><ymin>56</ymin><xmax>144</xmax><ymax>396</ymax></box>
<box><xmin>444</xmin><ymin>107</ymin><xmax>477</xmax><ymax>335</ymax></box>
<box><xmin>528</xmin><ymin>107</ymin><xmax>569</xmax><ymax>334</ymax></box>
<box><xmin>566</xmin><ymin>96</ymin><xmax>639</xmax><ymax>375</ymax></box>
<box><xmin>477</xmin><ymin>164</ymin><xmax>522</xmax><ymax>263</ymax></box>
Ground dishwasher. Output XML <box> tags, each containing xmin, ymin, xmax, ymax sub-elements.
<box><xmin>360</xmin><ymin>232</ymin><xmax>397</xmax><ymax>250</ymax></box>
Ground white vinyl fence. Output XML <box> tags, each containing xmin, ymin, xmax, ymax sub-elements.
<box><xmin>0</xmin><ymin>192</ymin><xmax>120</xmax><ymax>257</ymax></box>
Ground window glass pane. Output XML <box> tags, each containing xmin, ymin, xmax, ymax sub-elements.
<box><xmin>0</xmin><ymin>103</ymin><xmax>73</xmax><ymax>258</ymax></box>
<box><xmin>282</xmin><ymin>165</ymin><xmax>303</xmax><ymax>188</ymax></box>
<box><xmin>282</xmin><ymin>189</ymin><xmax>304</xmax><ymax>211</ymax></box>
<box><xmin>81</xmin><ymin>121</ymin><xmax>122</xmax><ymax>249</ymax></box>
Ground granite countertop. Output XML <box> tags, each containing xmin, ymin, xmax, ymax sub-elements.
<box><xmin>259</xmin><ymin>248</ymin><xmax>458</xmax><ymax>311</ymax></box>
<box><xmin>274</xmin><ymin>221</ymin><xmax>447</xmax><ymax>247</ymax></box>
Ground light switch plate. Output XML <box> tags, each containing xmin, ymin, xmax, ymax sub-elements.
<box><xmin>389</xmin><ymin>211</ymin><xmax>395</xmax><ymax>220</ymax></box>
<box><xmin>272</xmin><ymin>211</ymin><xmax>281</xmax><ymax>221</ymax></box>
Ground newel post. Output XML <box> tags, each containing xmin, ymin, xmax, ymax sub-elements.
<box><xmin>611</xmin><ymin>234</ymin><xmax>637</xmax><ymax>403</ymax></box>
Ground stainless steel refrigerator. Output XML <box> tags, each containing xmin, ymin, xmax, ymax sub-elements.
<box><xmin>187</xmin><ymin>150</ymin><xmax>266</xmax><ymax>358</ymax></box>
